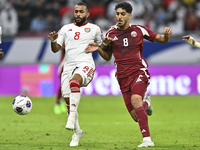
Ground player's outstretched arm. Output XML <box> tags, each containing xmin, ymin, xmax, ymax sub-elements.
<box><xmin>154</xmin><ymin>27</ymin><xmax>172</xmax><ymax>44</ymax></box>
<box><xmin>0</xmin><ymin>49</ymin><xmax>4</xmax><ymax>59</ymax></box>
<box><xmin>47</xmin><ymin>31</ymin><xmax>61</xmax><ymax>53</ymax></box>
<box><xmin>85</xmin><ymin>37</ymin><xmax>113</xmax><ymax>61</ymax></box>
<box><xmin>182</xmin><ymin>35</ymin><xmax>200</xmax><ymax>48</ymax></box>
<box><xmin>86</xmin><ymin>42</ymin><xmax>112</xmax><ymax>61</ymax></box>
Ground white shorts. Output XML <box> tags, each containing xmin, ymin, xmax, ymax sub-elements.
<box><xmin>61</xmin><ymin>64</ymin><xmax>95</xmax><ymax>98</ymax></box>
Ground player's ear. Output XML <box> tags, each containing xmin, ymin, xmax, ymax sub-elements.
<box><xmin>87</xmin><ymin>12</ymin><xmax>90</xmax><ymax>18</ymax></box>
<box><xmin>129</xmin><ymin>13</ymin><xmax>132</xmax><ymax>19</ymax></box>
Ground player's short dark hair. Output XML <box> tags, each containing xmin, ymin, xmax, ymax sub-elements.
<box><xmin>115</xmin><ymin>2</ymin><xmax>133</xmax><ymax>14</ymax></box>
<box><xmin>76</xmin><ymin>2</ymin><xmax>89</xmax><ymax>12</ymax></box>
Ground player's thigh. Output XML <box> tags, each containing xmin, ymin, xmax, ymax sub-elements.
<box><xmin>122</xmin><ymin>91</ymin><xmax>133</xmax><ymax>112</ymax></box>
<box><xmin>131</xmin><ymin>81</ymin><xmax>147</xmax><ymax>99</ymax></box>
<box><xmin>74</xmin><ymin>65</ymin><xmax>95</xmax><ymax>86</ymax></box>
<box><xmin>130</xmin><ymin>71</ymin><xmax>149</xmax><ymax>98</ymax></box>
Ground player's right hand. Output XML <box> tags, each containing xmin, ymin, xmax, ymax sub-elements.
<box><xmin>182</xmin><ymin>35</ymin><xmax>195</xmax><ymax>45</ymax></box>
<box><xmin>47</xmin><ymin>31</ymin><xmax>58</xmax><ymax>42</ymax></box>
<box><xmin>164</xmin><ymin>27</ymin><xmax>172</xmax><ymax>36</ymax></box>
<box><xmin>103</xmin><ymin>37</ymin><xmax>113</xmax><ymax>45</ymax></box>
<box><xmin>182</xmin><ymin>35</ymin><xmax>190</xmax><ymax>41</ymax></box>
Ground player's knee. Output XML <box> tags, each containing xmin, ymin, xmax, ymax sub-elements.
<box><xmin>69</xmin><ymin>79</ymin><xmax>80</xmax><ymax>93</ymax></box>
<box><xmin>131</xmin><ymin>94</ymin><xmax>142</xmax><ymax>109</ymax></box>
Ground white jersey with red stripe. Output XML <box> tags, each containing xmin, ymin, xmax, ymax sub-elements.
<box><xmin>57</xmin><ymin>22</ymin><xmax>103</xmax><ymax>70</ymax></box>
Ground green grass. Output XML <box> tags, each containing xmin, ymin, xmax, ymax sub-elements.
<box><xmin>0</xmin><ymin>96</ymin><xmax>200</xmax><ymax>150</ymax></box>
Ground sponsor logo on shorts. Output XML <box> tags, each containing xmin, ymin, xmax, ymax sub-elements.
<box><xmin>136</xmin><ymin>75</ymin><xmax>143</xmax><ymax>82</ymax></box>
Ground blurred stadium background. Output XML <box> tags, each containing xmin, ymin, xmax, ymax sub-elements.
<box><xmin>1</xmin><ymin>0</ymin><xmax>200</xmax><ymax>97</ymax></box>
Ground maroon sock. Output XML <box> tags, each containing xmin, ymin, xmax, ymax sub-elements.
<box><xmin>142</xmin><ymin>101</ymin><xmax>148</xmax><ymax>110</ymax></box>
<box><xmin>135</xmin><ymin>106</ymin><xmax>150</xmax><ymax>138</ymax></box>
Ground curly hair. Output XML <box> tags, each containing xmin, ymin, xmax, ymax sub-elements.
<box><xmin>115</xmin><ymin>2</ymin><xmax>133</xmax><ymax>14</ymax></box>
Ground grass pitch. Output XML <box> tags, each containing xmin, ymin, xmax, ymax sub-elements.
<box><xmin>0</xmin><ymin>95</ymin><xmax>200</xmax><ymax>150</ymax></box>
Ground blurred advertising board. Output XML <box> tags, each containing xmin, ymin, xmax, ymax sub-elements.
<box><xmin>0</xmin><ymin>65</ymin><xmax>200</xmax><ymax>96</ymax></box>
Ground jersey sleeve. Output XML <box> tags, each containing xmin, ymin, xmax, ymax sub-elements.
<box><xmin>136</xmin><ymin>25</ymin><xmax>157</xmax><ymax>42</ymax></box>
<box><xmin>57</xmin><ymin>25</ymin><xmax>66</xmax><ymax>47</ymax></box>
<box><xmin>94</xmin><ymin>26</ymin><xmax>103</xmax><ymax>46</ymax></box>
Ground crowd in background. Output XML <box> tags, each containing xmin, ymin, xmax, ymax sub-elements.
<box><xmin>0</xmin><ymin>0</ymin><xmax>200</xmax><ymax>38</ymax></box>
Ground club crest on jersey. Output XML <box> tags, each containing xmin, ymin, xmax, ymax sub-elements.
<box><xmin>131</xmin><ymin>31</ymin><xmax>137</xmax><ymax>37</ymax></box>
<box><xmin>85</xmin><ymin>28</ymin><xmax>91</xmax><ymax>33</ymax></box>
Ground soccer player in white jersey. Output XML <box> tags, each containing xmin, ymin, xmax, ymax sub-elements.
<box><xmin>47</xmin><ymin>2</ymin><xmax>103</xmax><ymax>147</ymax></box>
<box><xmin>183</xmin><ymin>35</ymin><xmax>200</xmax><ymax>49</ymax></box>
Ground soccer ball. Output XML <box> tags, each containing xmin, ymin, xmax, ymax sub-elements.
<box><xmin>12</xmin><ymin>95</ymin><xmax>32</xmax><ymax>115</ymax></box>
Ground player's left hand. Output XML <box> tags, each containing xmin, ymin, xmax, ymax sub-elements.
<box><xmin>0</xmin><ymin>49</ymin><xmax>4</xmax><ymax>59</ymax></box>
<box><xmin>85</xmin><ymin>42</ymin><xmax>99</xmax><ymax>53</ymax></box>
<box><xmin>164</xmin><ymin>27</ymin><xmax>172</xmax><ymax>36</ymax></box>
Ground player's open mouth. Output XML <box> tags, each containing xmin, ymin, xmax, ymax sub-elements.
<box><xmin>75</xmin><ymin>18</ymin><xmax>81</xmax><ymax>22</ymax></box>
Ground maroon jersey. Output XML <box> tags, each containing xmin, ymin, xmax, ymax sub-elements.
<box><xmin>105</xmin><ymin>24</ymin><xmax>157</xmax><ymax>79</ymax></box>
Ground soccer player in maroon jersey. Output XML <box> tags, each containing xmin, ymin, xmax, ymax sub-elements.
<box><xmin>86</xmin><ymin>1</ymin><xmax>172</xmax><ymax>148</ymax></box>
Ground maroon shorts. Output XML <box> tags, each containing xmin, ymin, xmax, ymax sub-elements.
<box><xmin>118</xmin><ymin>69</ymin><xmax>150</xmax><ymax>112</ymax></box>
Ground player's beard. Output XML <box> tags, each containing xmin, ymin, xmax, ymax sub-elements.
<box><xmin>117</xmin><ymin>19</ymin><xmax>126</xmax><ymax>28</ymax></box>
<box><xmin>74</xmin><ymin>16</ymin><xmax>87</xmax><ymax>26</ymax></box>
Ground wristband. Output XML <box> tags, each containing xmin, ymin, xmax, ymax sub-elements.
<box><xmin>51</xmin><ymin>39</ymin><xmax>57</xmax><ymax>43</ymax></box>
<box><xmin>103</xmin><ymin>42</ymin><xmax>108</xmax><ymax>46</ymax></box>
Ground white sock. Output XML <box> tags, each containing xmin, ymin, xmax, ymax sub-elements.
<box><xmin>143</xmin><ymin>136</ymin><xmax>151</xmax><ymax>142</ymax></box>
<box><xmin>74</xmin><ymin>112</ymin><xmax>81</xmax><ymax>132</ymax></box>
<box><xmin>70</xmin><ymin>92</ymin><xmax>81</xmax><ymax>119</ymax></box>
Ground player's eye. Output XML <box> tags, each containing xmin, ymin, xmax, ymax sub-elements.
<box><xmin>122</xmin><ymin>13</ymin><xmax>126</xmax><ymax>16</ymax></box>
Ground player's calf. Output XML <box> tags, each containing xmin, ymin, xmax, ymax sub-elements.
<box><xmin>66</xmin><ymin>79</ymin><xmax>81</xmax><ymax>130</ymax></box>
